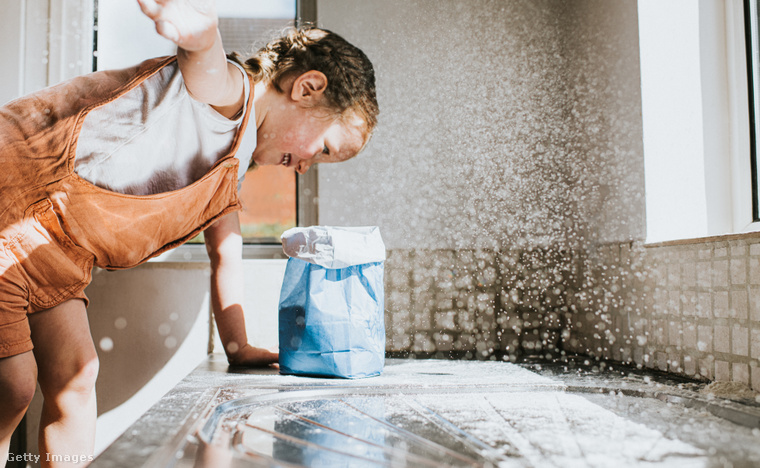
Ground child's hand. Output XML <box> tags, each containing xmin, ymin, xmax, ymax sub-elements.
<box><xmin>137</xmin><ymin>0</ymin><xmax>218</xmax><ymax>52</ymax></box>
<box><xmin>227</xmin><ymin>344</ymin><xmax>279</xmax><ymax>368</ymax></box>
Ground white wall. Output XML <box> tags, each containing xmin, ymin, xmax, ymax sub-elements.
<box><xmin>318</xmin><ymin>0</ymin><xmax>568</xmax><ymax>250</ymax></box>
<box><xmin>557</xmin><ymin>0</ymin><xmax>646</xmax><ymax>246</ymax></box>
<box><xmin>318</xmin><ymin>0</ymin><xmax>645</xmax><ymax>250</ymax></box>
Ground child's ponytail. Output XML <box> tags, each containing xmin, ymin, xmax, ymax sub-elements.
<box><xmin>230</xmin><ymin>27</ymin><xmax>378</xmax><ymax>132</ymax></box>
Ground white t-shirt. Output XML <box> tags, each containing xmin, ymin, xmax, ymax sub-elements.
<box><xmin>75</xmin><ymin>60</ymin><xmax>256</xmax><ymax>195</ymax></box>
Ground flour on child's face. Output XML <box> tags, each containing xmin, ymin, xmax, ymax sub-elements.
<box><xmin>252</xmin><ymin>104</ymin><xmax>366</xmax><ymax>174</ymax></box>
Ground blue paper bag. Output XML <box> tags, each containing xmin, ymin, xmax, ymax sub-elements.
<box><xmin>278</xmin><ymin>226</ymin><xmax>386</xmax><ymax>379</ymax></box>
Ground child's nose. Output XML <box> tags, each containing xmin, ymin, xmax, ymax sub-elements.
<box><xmin>296</xmin><ymin>159</ymin><xmax>315</xmax><ymax>175</ymax></box>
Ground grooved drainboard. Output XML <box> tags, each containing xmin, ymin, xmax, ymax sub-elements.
<box><xmin>96</xmin><ymin>359</ymin><xmax>760</xmax><ymax>467</ymax></box>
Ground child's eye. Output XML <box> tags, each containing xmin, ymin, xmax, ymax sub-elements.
<box><xmin>322</xmin><ymin>145</ymin><xmax>330</xmax><ymax>155</ymax></box>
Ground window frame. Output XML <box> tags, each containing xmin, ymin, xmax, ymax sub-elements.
<box><xmin>726</xmin><ymin>0</ymin><xmax>757</xmax><ymax>234</ymax></box>
<box><xmin>640</xmin><ymin>0</ymin><xmax>760</xmax><ymax>243</ymax></box>
<box><xmin>745</xmin><ymin>0</ymin><xmax>760</xmax><ymax>222</ymax></box>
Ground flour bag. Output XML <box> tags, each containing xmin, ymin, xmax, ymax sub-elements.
<box><xmin>278</xmin><ymin>226</ymin><xmax>386</xmax><ymax>378</ymax></box>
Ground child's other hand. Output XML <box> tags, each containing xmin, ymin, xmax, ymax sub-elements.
<box><xmin>137</xmin><ymin>0</ymin><xmax>218</xmax><ymax>51</ymax></box>
<box><xmin>227</xmin><ymin>343</ymin><xmax>279</xmax><ymax>368</ymax></box>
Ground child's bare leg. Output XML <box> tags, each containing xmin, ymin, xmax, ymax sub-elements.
<box><xmin>29</xmin><ymin>299</ymin><xmax>98</xmax><ymax>467</ymax></box>
<box><xmin>0</xmin><ymin>351</ymin><xmax>38</xmax><ymax>465</ymax></box>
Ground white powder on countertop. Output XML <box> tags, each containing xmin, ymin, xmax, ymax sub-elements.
<box><xmin>701</xmin><ymin>381</ymin><xmax>759</xmax><ymax>402</ymax></box>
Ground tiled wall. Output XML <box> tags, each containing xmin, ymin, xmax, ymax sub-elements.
<box><xmin>384</xmin><ymin>236</ymin><xmax>760</xmax><ymax>392</ymax></box>
<box><xmin>385</xmin><ymin>249</ymin><xmax>501</xmax><ymax>357</ymax></box>
<box><xmin>384</xmin><ymin>246</ymin><xmax>577</xmax><ymax>361</ymax></box>
<box><xmin>566</xmin><ymin>238</ymin><xmax>760</xmax><ymax>392</ymax></box>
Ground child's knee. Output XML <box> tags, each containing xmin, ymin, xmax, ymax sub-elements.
<box><xmin>4</xmin><ymin>379</ymin><xmax>36</xmax><ymax>417</ymax></box>
<box><xmin>0</xmin><ymin>355</ymin><xmax>38</xmax><ymax>417</ymax></box>
<box><xmin>73</xmin><ymin>356</ymin><xmax>99</xmax><ymax>395</ymax></box>
<box><xmin>41</xmin><ymin>354</ymin><xmax>99</xmax><ymax>400</ymax></box>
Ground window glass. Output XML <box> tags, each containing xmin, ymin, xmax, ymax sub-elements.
<box><xmin>238</xmin><ymin>165</ymin><xmax>297</xmax><ymax>243</ymax></box>
<box><xmin>95</xmin><ymin>0</ymin><xmax>297</xmax><ymax>244</ymax></box>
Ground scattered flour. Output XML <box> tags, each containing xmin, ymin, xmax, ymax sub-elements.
<box><xmin>700</xmin><ymin>381</ymin><xmax>759</xmax><ymax>401</ymax></box>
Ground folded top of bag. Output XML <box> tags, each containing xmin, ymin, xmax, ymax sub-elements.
<box><xmin>280</xmin><ymin>226</ymin><xmax>386</xmax><ymax>269</ymax></box>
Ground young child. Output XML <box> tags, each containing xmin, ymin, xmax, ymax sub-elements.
<box><xmin>0</xmin><ymin>0</ymin><xmax>378</xmax><ymax>464</ymax></box>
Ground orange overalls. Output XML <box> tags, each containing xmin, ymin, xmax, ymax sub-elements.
<box><xmin>0</xmin><ymin>56</ymin><xmax>253</xmax><ymax>358</ymax></box>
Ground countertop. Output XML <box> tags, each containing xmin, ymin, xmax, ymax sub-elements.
<box><xmin>91</xmin><ymin>355</ymin><xmax>760</xmax><ymax>468</ymax></box>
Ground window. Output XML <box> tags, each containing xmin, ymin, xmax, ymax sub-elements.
<box><xmin>94</xmin><ymin>0</ymin><xmax>317</xmax><ymax>256</ymax></box>
<box><xmin>639</xmin><ymin>0</ymin><xmax>755</xmax><ymax>243</ymax></box>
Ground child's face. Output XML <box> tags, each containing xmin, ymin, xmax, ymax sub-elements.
<box><xmin>252</xmin><ymin>103</ymin><xmax>366</xmax><ymax>174</ymax></box>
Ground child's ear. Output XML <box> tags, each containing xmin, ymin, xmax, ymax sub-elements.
<box><xmin>290</xmin><ymin>70</ymin><xmax>327</xmax><ymax>103</ymax></box>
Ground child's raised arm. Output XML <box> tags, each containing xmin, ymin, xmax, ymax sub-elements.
<box><xmin>137</xmin><ymin>0</ymin><xmax>244</xmax><ymax>118</ymax></box>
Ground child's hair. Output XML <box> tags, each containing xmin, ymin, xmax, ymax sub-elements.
<box><xmin>230</xmin><ymin>27</ymin><xmax>378</xmax><ymax>135</ymax></box>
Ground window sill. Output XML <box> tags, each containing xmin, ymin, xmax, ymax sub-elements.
<box><xmin>644</xmin><ymin>225</ymin><xmax>760</xmax><ymax>248</ymax></box>
<box><xmin>148</xmin><ymin>244</ymin><xmax>287</xmax><ymax>263</ymax></box>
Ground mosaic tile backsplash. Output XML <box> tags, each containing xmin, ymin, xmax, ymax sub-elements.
<box><xmin>384</xmin><ymin>237</ymin><xmax>760</xmax><ymax>391</ymax></box>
